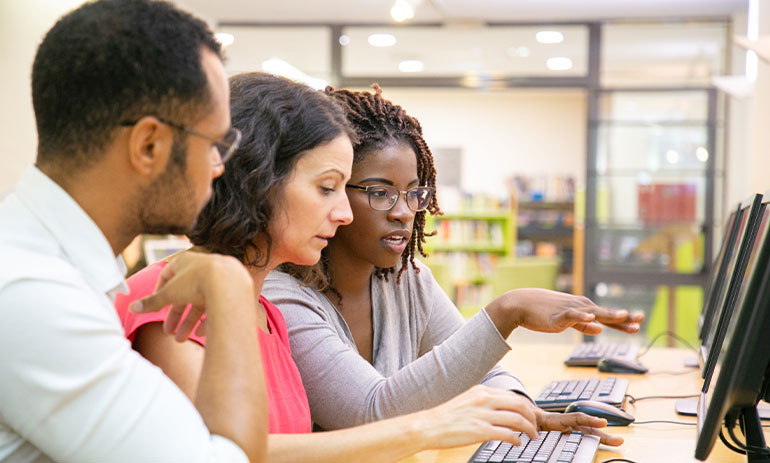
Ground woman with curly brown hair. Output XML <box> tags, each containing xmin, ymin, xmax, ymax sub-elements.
<box><xmin>113</xmin><ymin>72</ymin><xmax>586</xmax><ymax>462</ymax></box>
<box><xmin>265</xmin><ymin>85</ymin><xmax>642</xmax><ymax>440</ymax></box>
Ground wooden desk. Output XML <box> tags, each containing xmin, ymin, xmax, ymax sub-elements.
<box><xmin>401</xmin><ymin>343</ymin><xmax>758</xmax><ymax>463</ymax></box>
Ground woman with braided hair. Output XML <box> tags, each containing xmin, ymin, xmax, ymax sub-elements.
<box><xmin>115</xmin><ymin>72</ymin><xmax>606</xmax><ymax>462</ymax></box>
<box><xmin>264</xmin><ymin>85</ymin><xmax>642</xmax><ymax>439</ymax></box>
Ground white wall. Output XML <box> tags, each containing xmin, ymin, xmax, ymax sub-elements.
<box><xmin>372</xmin><ymin>87</ymin><xmax>587</xmax><ymax>196</ymax></box>
<box><xmin>725</xmin><ymin>6</ymin><xmax>770</xmax><ymax>209</ymax></box>
<box><xmin>746</xmin><ymin>3</ymin><xmax>770</xmax><ymax>198</ymax></box>
<box><xmin>0</xmin><ymin>0</ymin><xmax>86</xmax><ymax>197</ymax></box>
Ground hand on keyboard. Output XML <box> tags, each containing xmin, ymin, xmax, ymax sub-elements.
<box><xmin>418</xmin><ymin>385</ymin><xmax>539</xmax><ymax>449</ymax></box>
<box><xmin>485</xmin><ymin>288</ymin><xmax>644</xmax><ymax>336</ymax></box>
<box><xmin>535</xmin><ymin>409</ymin><xmax>624</xmax><ymax>446</ymax></box>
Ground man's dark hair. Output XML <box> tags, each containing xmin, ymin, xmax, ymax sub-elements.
<box><xmin>188</xmin><ymin>72</ymin><xmax>355</xmax><ymax>268</ymax></box>
<box><xmin>32</xmin><ymin>0</ymin><xmax>222</xmax><ymax>168</ymax></box>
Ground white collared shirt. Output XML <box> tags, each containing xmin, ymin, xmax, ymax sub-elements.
<box><xmin>0</xmin><ymin>166</ymin><xmax>248</xmax><ymax>463</ymax></box>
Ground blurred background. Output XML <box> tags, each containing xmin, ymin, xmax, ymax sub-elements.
<box><xmin>3</xmin><ymin>0</ymin><xmax>768</xmax><ymax>347</ymax></box>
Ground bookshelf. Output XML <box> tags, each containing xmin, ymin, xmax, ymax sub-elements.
<box><xmin>514</xmin><ymin>200</ymin><xmax>576</xmax><ymax>293</ymax></box>
<box><xmin>422</xmin><ymin>208</ymin><xmax>515</xmax><ymax>317</ymax></box>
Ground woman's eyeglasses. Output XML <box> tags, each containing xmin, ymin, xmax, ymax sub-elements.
<box><xmin>345</xmin><ymin>184</ymin><xmax>434</xmax><ymax>211</ymax></box>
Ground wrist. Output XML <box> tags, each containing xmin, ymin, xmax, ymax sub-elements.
<box><xmin>408</xmin><ymin>409</ymin><xmax>438</xmax><ymax>451</ymax></box>
<box><xmin>204</xmin><ymin>256</ymin><xmax>252</xmax><ymax>299</ymax></box>
<box><xmin>485</xmin><ymin>291</ymin><xmax>524</xmax><ymax>337</ymax></box>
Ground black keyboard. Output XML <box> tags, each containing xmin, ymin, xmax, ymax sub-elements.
<box><xmin>535</xmin><ymin>377</ymin><xmax>628</xmax><ymax>411</ymax></box>
<box><xmin>564</xmin><ymin>342</ymin><xmax>640</xmax><ymax>366</ymax></box>
<box><xmin>468</xmin><ymin>431</ymin><xmax>599</xmax><ymax>463</ymax></box>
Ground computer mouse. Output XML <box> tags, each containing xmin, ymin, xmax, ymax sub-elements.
<box><xmin>597</xmin><ymin>356</ymin><xmax>648</xmax><ymax>374</ymax></box>
<box><xmin>564</xmin><ymin>400</ymin><xmax>635</xmax><ymax>426</ymax></box>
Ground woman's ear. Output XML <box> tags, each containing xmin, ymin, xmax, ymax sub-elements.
<box><xmin>126</xmin><ymin>116</ymin><xmax>174</xmax><ymax>178</ymax></box>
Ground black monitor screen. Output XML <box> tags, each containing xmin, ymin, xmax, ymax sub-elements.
<box><xmin>701</xmin><ymin>195</ymin><xmax>762</xmax><ymax>380</ymax></box>
<box><xmin>697</xmin><ymin>206</ymin><xmax>741</xmax><ymax>342</ymax></box>
<box><xmin>696</xmin><ymin>201</ymin><xmax>770</xmax><ymax>460</ymax></box>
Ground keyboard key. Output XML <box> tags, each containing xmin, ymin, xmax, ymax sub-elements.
<box><xmin>469</xmin><ymin>432</ymin><xmax>592</xmax><ymax>463</ymax></box>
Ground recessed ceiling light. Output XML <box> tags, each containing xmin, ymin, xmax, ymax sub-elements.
<box><xmin>391</xmin><ymin>0</ymin><xmax>414</xmax><ymax>22</ymax></box>
<box><xmin>368</xmin><ymin>33</ymin><xmax>397</xmax><ymax>47</ymax></box>
<box><xmin>215</xmin><ymin>32</ymin><xmax>234</xmax><ymax>47</ymax></box>
<box><xmin>696</xmin><ymin>147</ymin><xmax>709</xmax><ymax>162</ymax></box>
<box><xmin>399</xmin><ymin>59</ymin><xmax>423</xmax><ymax>73</ymax></box>
<box><xmin>666</xmin><ymin>149</ymin><xmax>680</xmax><ymax>164</ymax></box>
<box><xmin>338</xmin><ymin>34</ymin><xmax>350</xmax><ymax>46</ymax></box>
<box><xmin>546</xmin><ymin>57</ymin><xmax>572</xmax><ymax>71</ymax></box>
<box><xmin>536</xmin><ymin>30</ymin><xmax>564</xmax><ymax>44</ymax></box>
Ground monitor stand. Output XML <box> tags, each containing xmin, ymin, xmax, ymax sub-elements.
<box><xmin>740</xmin><ymin>406</ymin><xmax>770</xmax><ymax>462</ymax></box>
<box><xmin>676</xmin><ymin>399</ymin><xmax>770</xmax><ymax>420</ymax></box>
<box><xmin>682</xmin><ymin>355</ymin><xmax>699</xmax><ymax>368</ymax></box>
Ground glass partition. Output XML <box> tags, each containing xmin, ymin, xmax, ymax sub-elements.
<box><xmin>601</xmin><ymin>22</ymin><xmax>727</xmax><ymax>87</ymax></box>
<box><xmin>218</xmin><ymin>26</ymin><xmax>331</xmax><ymax>83</ymax></box>
<box><xmin>341</xmin><ymin>24</ymin><xmax>589</xmax><ymax>78</ymax></box>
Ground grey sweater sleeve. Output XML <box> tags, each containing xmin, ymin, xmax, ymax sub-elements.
<box><xmin>264</xmin><ymin>270</ymin><xmax>527</xmax><ymax>430</ymax></box>
<box><xmin>418</xmin><ymin>274</ymin><xmax>528</xmax><ymax>394</ymax></box>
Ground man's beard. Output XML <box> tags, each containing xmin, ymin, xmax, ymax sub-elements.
<box><xmin>136</xmin><ymin>138</ymin><xmax>202</xmax><ymax>236</ymax></box>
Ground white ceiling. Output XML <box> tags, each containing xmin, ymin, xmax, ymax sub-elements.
<box><xmin>175</xmin><ymin>0</ymin><xmax>747</xmax><ymax>25</ymax></box>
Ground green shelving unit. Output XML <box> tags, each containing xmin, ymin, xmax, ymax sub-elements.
<box><xmin>421</xmin><ymin>209</ymin><xmax>515</xmax><ymax>318</ymax></box>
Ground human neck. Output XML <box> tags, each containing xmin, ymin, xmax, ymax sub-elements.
<box><xmin>39</xmin><ymin>161</ymin><xmax>139</xmax><ymax>257</ymax></box>
<box><xmin>242</xmin><ymin>242</ymin><xmax>281</xmax><ymax>298</ymax></box>
<box><xmin>324</xmin><ymin>240</ymin><xmax>376</xmax><ymax>302</ymax></box>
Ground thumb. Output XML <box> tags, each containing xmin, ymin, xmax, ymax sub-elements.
<box><xmin>130</xmin><ymin>261</ymin><xmax>180</xmax><ymax>313</ymax></box>
<box><xmin>129</xmin><ymin>289</ymin><xmax>172</xmax><ymax>314</ymax></box>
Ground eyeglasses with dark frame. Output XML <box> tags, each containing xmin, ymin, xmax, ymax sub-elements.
<box><xmin>120</xmin><ymin>117</ymin><xmax>241</xmax><ymax>166</ymax></box>
<box><xmin>346</xmin><ymin>184</ymin><xmax>434</xmax><ymax>212</ymax></box>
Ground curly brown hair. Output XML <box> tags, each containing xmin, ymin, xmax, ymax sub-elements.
<box><xmin>187</xmin><ymin>73</ymin><xmax>354</xmax><ymax>267</ymax></box>
<box><xmin>280</xmin><ymin>84</ymin><xmax>440</xmax><ymax>296</ymax></box>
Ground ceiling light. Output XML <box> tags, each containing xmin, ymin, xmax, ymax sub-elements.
<box><xmin>368</xmin><ymin>33</ymin><xmax>397</xmax><ymax>47</ymax></box>
<box><xmin>398</xmin><ymin>60</ymin><xmax>423</xmax><ymax>73</ymax></box>
<box><xmin>215</xmin><ymin>32</ymin><xmax>234</xmax><ymax>47</ymax></box>
<box><xmin>546</xmin><ymin>57</ymin><xmax>572</xmax><ymax>71</ymax></box>
<box><xmin>696</xmin><ymin>147</ymin><xmax>709</xmax><ymax>163</ymax></box>
<box><xmin>261</xmin><ymin>58</ymin><xmax>327</xmax><ymax>90</ymax></box>
<box><xmin>536</xmin><ymin>30</ymin><xmax>564</xmax><ymax>44</ymax></box>
<box><xmin>338</xmin><ymin>35</ymin><xmax>350</xmax><ymax>46</ymax></box>
<box><xmin>666</xmin><ymin>149</ymin><xmax>680</xmax><ymax>164</ymax></box>
<box><xmin>391</xmin><ymin>0</ymin><xmax>414</xmax><ymax>22</ymax></box>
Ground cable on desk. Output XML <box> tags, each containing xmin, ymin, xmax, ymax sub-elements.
<box><xmin>636</xmin><ymin>330</ymin><xmax>699</xmax><ymax>359</ymax></box>
<box><xmin>600</xmin><ymin>459</ymin><xmax>638</xmax><ymax>463</ymax></box>
<box><xmin>726</xmin><ymin>418</ymin><xmax>770</xmax><ymax>456</ymax></box>
<box><xmin>720</xmin><ymin>429</ymin><xmax>747</xmax><ymax>455</ymax></box>
<box><xmin>647</xmin><ymin>369</ymin><xmax>700</xmax><ymax>375</ymax></box>
<box><xmin>632</xmin><ymin>420</ymin><xmax>696</xmax><ymax>426</ymax></box>
<box><xmin>625</xmin><ymin>393</ymin><xmax>698</xmax><ymax>405</ymax></box>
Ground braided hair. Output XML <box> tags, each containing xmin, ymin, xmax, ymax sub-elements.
<box><xmin>280</xmin><ymin>84</ymin><xmax>440</xmax><ymax>295</ymax></box>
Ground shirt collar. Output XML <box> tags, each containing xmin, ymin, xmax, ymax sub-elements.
<box><xmin>15</xmin><ymin>165</ymin><xmax>128</xmax><ymax>298</ymax></box>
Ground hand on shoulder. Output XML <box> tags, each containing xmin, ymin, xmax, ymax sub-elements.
<box><xmin>128</xmin><ymin>251</ymin><xmax>255</xmax><ymax>341</ymax></box>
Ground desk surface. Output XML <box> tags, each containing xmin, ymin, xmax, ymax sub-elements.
<box><xmin>400</xmin><ymin>342</ymin><xmax>755</xmax><ymax>463</ymax></box>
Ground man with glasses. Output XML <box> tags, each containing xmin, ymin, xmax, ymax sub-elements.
<box><xmin>0</xmin><ymin>1</ymin><xmax>266</xmax><ymax>462</ymax></box>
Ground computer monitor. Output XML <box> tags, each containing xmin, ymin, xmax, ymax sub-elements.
<box><xmin>695</xmin><ymin>192</ymin><xmax>770</xmax><ymax>461</ymax></box>
<box><xmin>700</xmin><ymin>194</ymin><xmax>764</xmax><ymax>375</ymax></box>
<box><xmin>697</xmin><ymin>203</ymin><xmax>742</xmax><ymax>342</ymax></box>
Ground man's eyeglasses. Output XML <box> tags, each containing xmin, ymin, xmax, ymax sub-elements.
<box><xmin>120</xmin><ymin>117</ymin><xmax>241</xmax><ymax>166</ymax></box>
<box><xmin>346</xmin><ymin>184</ymin><xmax>434</xmax><ymax>212</ymax></box>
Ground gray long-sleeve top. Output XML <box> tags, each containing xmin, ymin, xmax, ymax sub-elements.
<box><xmin>263</xmin><ymin>260</ymin><xmax>528</xmax><ymax>430</ymax></box>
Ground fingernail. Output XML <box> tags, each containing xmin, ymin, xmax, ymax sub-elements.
<box><xmin>128</xmin><ymin>301</ymin><xmax>143</xmax><ymax>313</ymax></box>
